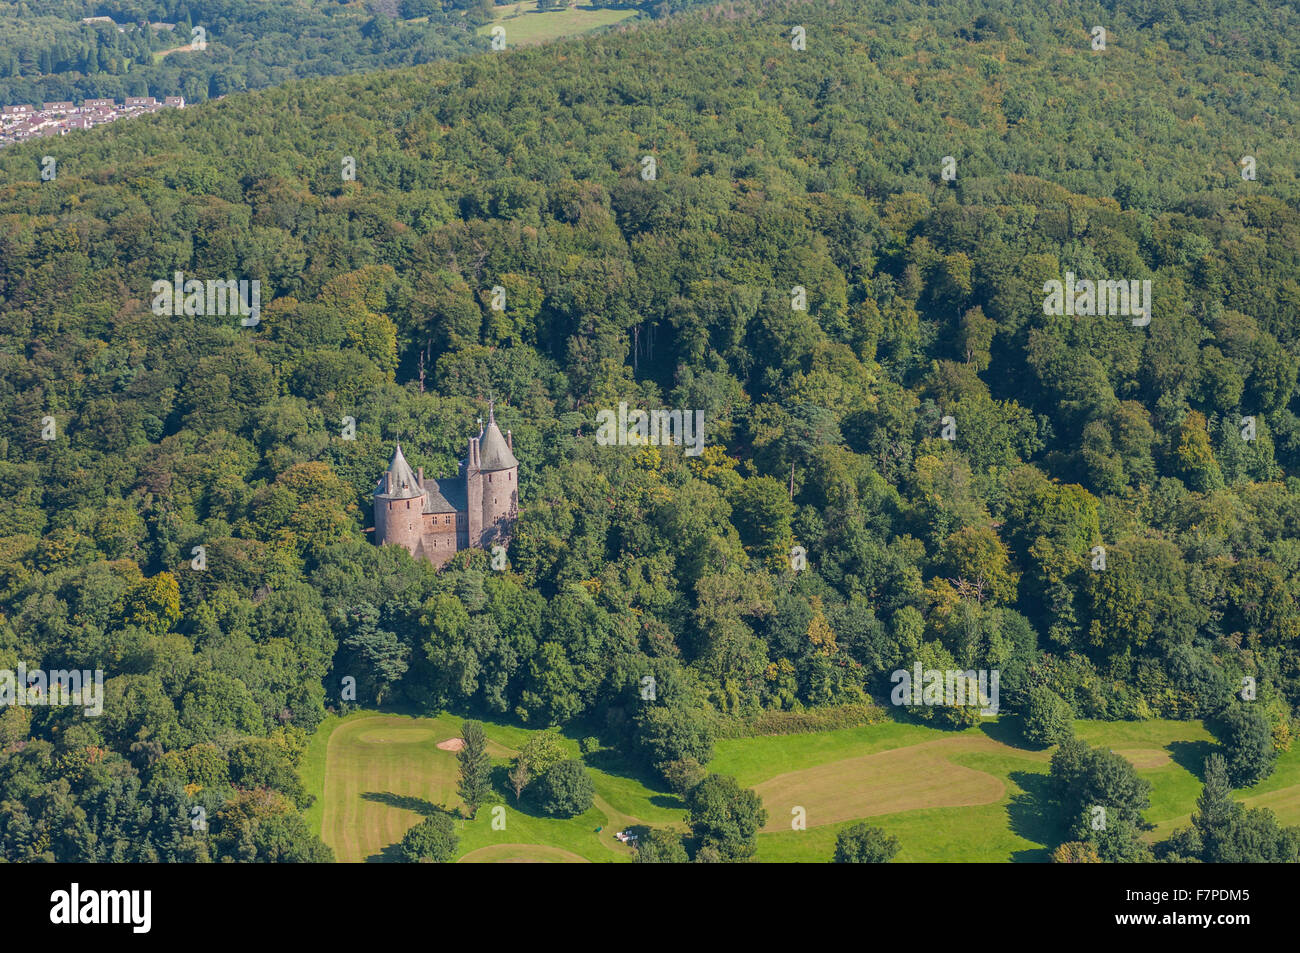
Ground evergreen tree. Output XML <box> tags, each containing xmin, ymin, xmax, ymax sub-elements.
<box><xmin>1193</xmin><ymin>753</ymin><xmax>1236</xmax><ymax>847</ymax></box>
<box><xmin>456</xmin><ymin>721</ymin><xmax>492</xmax><ymax>819</ymax></box>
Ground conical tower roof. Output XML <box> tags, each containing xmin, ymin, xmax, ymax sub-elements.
<box><xmin>478</xmin><ymin>405</ymin><xmax>518</xmax><ymax>471</ymax></box>
<box><xmin>378</xmin><ymin>443</ymin><xmax>423</xmax><ymax>499</ymax></box>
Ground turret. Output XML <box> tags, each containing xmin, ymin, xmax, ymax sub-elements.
<box><xmin>477</xmin><ymin>402</ymin><xmax>519</xmax><ymax>545</ymax></box>
<box><xmin>374</xmin><ymin>443</ymin><xmax>425</xmax><ymax>556</ymax></box>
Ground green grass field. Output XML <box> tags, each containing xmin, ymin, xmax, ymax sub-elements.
<box><xmin>302</xmin><ymin>710</ymin><xmax>1300</xmax><ymax>862</ymax></box>
<box><xmin>151</xmin><ymin>41</ymin><xmax>200</xmax><ymax>64</ymax></box>
<box><xmin>302</xmin><ymin>710</ymin><xmax>685</xmax><ymax>862</ymax></box>
<box><xmin>476</xmin><ymin>2</ymin><xmax>639</xmax><ymax>47</ymax></box>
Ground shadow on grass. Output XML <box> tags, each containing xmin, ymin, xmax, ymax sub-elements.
<box><xmin>649</xmin><ymin>794</ymin><xmax>688</xmax><ymax>811</ymax></box>
<box><xmin>583</xmin><ymin>746</ymin><xmax>648</xmax><ymax>777</ymax></box>
<box><xmin>361</xmin><ymin>791</ymin><xmax>444</xmax><ymax>816</ymax></box>
<box><xmin>979</xmin><ymin>715</ymin><xmax>1041</xmax><ymax>751</ymax></box>
<box><xmin>583</xmin><ymin>747</ymin><xmax>686</xmax><ymax>810</ymax></box>
<box><xmin>365</xmin><ymin>841</ymin><xmax>408</xmax><ymax>863</ymax></box>
<box><xmin>1006</xmin><ymin>770</ymin><xmax>1059</xmax><ymax>863</ymax></box>
<box><xmin>490</xmin><ymin>763</ymin><xmax>546</xmax><ymax>817</ymax></box>
<box><xmin>891</xmin><ymin>709</ymin><xmax>984</xmax><ymax>733</ymax></box>
<box><xmin>1169</xmin><ymin>740</ymin><xmax>1219</xmax><ymax>782</ymax></box>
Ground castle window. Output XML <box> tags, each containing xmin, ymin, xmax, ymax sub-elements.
<box><xmin>489</xmin><ymin>474</ymin><xmax>493</xmax><ymax>483</ymax></box>
<box><xmin>406</xmin><ymin>500</ymin><xmax>410</xmax><ymax>509</ymax></box>
<box><xmin>445</xmin><ymin>516</ymin><xmax>451</xmax><ymax>525</ymax></box>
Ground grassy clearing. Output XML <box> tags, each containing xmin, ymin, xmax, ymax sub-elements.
<box><xmin>1139</xmin><ymin>722</ymin><xmax>1300</xmax><ymax>841</ymax></box>
<box><xmin>477</xmin><ymin>2</ymin><xmax>638</xmax><ymax>46</ymax></box>
<box><xmin>722</xmin><ymin>716</ymin><xmax>1300</xmax><ymax>861</ymax></box>
<box><xmin>306</xmin><ymin>710</ymin><xmax>1300</xmax><ymax>862</ymax></box>
<box><xmin>152</xmin><ymin>43</ymin><xmax>199</xmax><ymax>63</ymax></box>
<box><xmin>305</xmin><ymin>711</ymin><xmax>684</xmax><ymax>862</ymax></box>
<box><xmin>752</xmin><ymin>735</ymin><xmax>1022</xmax><ymax>832</ymax></box>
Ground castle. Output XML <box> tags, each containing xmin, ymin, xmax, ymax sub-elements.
<box><xmin>373</xmin><ymin>405</ymin><xmax>519</xmax><ymax>567</ymax></box>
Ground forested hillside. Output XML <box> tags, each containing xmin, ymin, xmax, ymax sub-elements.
<box><xmin>0</xmin><ymin>0</ymin><xmax>689</xmax><ymax>106</ymax></box>
<box><xmin>1</xmin><ymin>0</ymin><xmax>1299</xmax><ymax>861</ymax></box>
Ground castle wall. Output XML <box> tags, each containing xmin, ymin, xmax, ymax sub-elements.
<box><xmin>376</xmin><ymin>495</ymin><xmax>422</xmax><ymax>555</ymax></box>
<box><xmin>480</xmin><ymin>468</ymin><xmax>517</xmax><ymax>544</ymax></box>
<box><xmin>375</xmin><ymin>431</ymin><xmax>517</xmax><ymax>568</ymax></box>
<box><xmin>466</xmin><ymin>451</ymin><xmax>484</xmax><ymax>550</ymax></box>
<box><xmin>421</xmin><ymin>511</ymin><xmax>461</xmax><ymax>567</ymax></box>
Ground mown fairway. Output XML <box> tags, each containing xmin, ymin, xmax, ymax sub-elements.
<box><xmin>752</xmin><ymin>735</ymin><xmax>1039</xmax><ymax>832</ymax></box>
<box><xmin>313</xmin><ymin>714</ymin><xmax>514</xmax><ymax>861</ymax></box>
<box><xmin>304</xmin><ymin>711</ymin><xmax>685</xmax><ymax>862</ymax></box>
<box><xmin>306</xmin><ymin>712</ymin><xmax>1300</xmax><ymax>862</ymax></box>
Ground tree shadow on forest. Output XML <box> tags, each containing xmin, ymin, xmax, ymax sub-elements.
<box><xmin>1006</xmin><ymin>770</ymin><xmax>1059</xmax><ymax>863</ymax></box>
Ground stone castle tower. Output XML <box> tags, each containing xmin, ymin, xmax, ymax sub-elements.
<box><xmin>373</xmin><ymin>404</ymin><xmax>519</xmax><ymax>567</ymax></box>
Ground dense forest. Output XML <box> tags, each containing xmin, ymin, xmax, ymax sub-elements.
<box><xmin>1</xmin><ymin>0</ymin><xmax>1299</xmax><ymax>861</ymax></box>
<box><xmin>0</xmin><ymin>0</ymin><xmax>688</xmax><ymax>107</ymax></box>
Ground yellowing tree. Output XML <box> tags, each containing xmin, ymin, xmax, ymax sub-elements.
<box><xmin>119</xmin><ymin>572</ymin><xmax>181</xmax><ymax>635</ymax></box>
<box><xmin>806</xmin><ymin>597</ymin><xmax>838</xmax><ymax>657</ymax></box>
<box><xmin>1052</xmin><ymin>841</ymin><xmax>1101</xmax><ymax>863</ymax></box>
<box><xmin>1175</xmin><ymin>411</ymin><xmax>1224</xmax><ymax>492</ymax></box>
